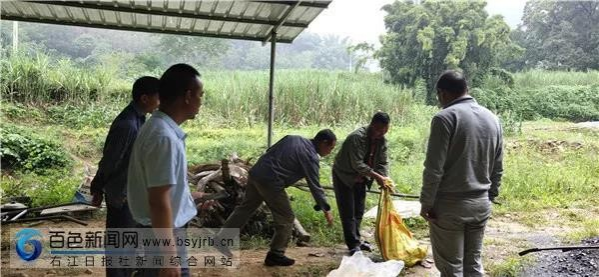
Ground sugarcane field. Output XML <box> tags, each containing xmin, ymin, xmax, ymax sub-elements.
<box><xmin>1</xmin><ymin>1</ymin><xmax>599</xmax><ymax>277</ymax></box>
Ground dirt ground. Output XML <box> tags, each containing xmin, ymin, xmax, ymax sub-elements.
<box><xmin>1</xmin><ymin>216</ymin><xmax>439</xmax><ymax>277</ymax></box>
<box><xmin>1</xmin><ymin>211</ymin><xmax>594</xmax><ymax>277</ymax></box>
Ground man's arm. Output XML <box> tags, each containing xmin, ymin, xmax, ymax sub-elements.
<box><xmin>421</xmin><ymin>115</ymin><xmax>452</xmax><ymax>211</ymax></box>
<box><xmin>91</xmin><ymin>124</ymin><xmax>137</xmax><ymax>194</ymax></box>
<box><xmin>300</xmin><ymin>154</ymin><xmax>330</xmax><ymax>211</ymax></box>
<box><xmin>299</xmin><ymin>153</ymin><xmax>333</xmax><ymax>225</ymax></box>
<box><xmin>346</xmin><ymin>135</ymin><xmax>387</xmax><ymax>185</ymax></box>
<box><xmin>148</xmin><ymin>186</ymin><xmax>174</xmax><ymax>228</ymax></box>
<box><xmin>375</xmin><ymin>140</ymin><xmax>389</xmax><ymax>177</ymax></box>
<box><xmin>143</xmin><ymin>136</ymin><xmax>181</xmax><ymax>276</ymax></box>
<box><xmin>489</xmin><ymin>127</ymin><xmax>504</xmax><ymax>201</ymax></box>
<box><xmin>346</xmin><ymin>135</ymin><xmax>370</xmax><ymax>174</ymax></box>
<box><xmin>148</xmin><ymin>185</ymin><xmax>180</xmax><ymax>277</ymax></box>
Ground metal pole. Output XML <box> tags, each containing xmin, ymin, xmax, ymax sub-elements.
<box><xmin>267</xmin><ymin>30</ymin><xmax>277</xmax><ymax>148</ymax></box>
<box><xmin>292</xmin><ymin>184</ymin><xmax>420</xmax><ymax>199</ymax></box>
<box><xmin>12</xmin><ymin>21</ymin><xmax>19</xmax><ymax>53</ymax></box>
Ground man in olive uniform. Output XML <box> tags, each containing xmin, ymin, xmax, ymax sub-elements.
<box><xmin>333</xmin><ymin>112</ymin><xmax>390</xmax><ymax>255</ymax></box>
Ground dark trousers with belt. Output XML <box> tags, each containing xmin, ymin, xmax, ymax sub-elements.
<box><xmin>106</xmin><ymin>202</ymin><xmax>135</xmax><ymax>277</ymax></box>
<box><xmin>332</xmin><ymin>172</ymin><xmax>367</xmax><ymax>251</ymax></box>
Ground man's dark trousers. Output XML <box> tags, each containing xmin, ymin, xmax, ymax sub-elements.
<box><xmin>332</xmin><ymin>172</ymin><xmax>367</xmax><ymax>250</ymax></box>
<box><xmin>106</xmin><ymin>202</ymin><xmax>135</xmax><ymax>277</ymax></box>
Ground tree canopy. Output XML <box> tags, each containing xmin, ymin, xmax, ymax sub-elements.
<box><xmin>378</xmin><ymin>0</ymin><xmax>518</xmax><ymax>104</ymax></box>
<box><xmin>513</xmin><ymin>0</ymin><xmax>599</xmax><ymax>70</ymax></box>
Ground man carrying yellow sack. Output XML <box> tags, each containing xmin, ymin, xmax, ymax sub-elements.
<box><xmin>333</xmin><ymin>112</ymin><xmax>390</xmax><ymax>256</ymax></box>
<box><xmin>420</xmin><ymin>70</ymin><xmax>503</xmax><ymax>276</ymax></box>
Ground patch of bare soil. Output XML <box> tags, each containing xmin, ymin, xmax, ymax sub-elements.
<box><xmin>1</xmin><ymin>217</ymin><xmax>438</xmax><ymax>277</ymax></box>
<box><xmin>507</xmin><ymin>139</ymin><xmax>584</xmax><ymax>153</ymax></box>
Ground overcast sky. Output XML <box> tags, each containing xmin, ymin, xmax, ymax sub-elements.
<box><xmin>309</xmin><ymin>0</ymin><xmax>527</xmax><ymax>46</ymax></box>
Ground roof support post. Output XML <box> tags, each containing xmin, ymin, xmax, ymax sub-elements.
<box><xmin>267</xmin><ymin>29</ymin><xmax>277</xmax><ymax>148</ymax></box>
<box><xmin>12</xmin><ymin>21</ymin><xmax>19</xmax><ymax>53</ymax></box>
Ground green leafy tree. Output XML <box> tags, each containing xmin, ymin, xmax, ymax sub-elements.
<box><xmin>515</xmin><ymin>0</ymin><xmax>599</xmax><ymax>70</ymax></box>
<box><xmin>378</xmin><ymin>0</ymin><xmax>517</xmax><ymax>104</ymax></box>
<box><xmin>348</xmin><ymin>42</ymin><xmax>375</xmax><ymax>73</ymax></box>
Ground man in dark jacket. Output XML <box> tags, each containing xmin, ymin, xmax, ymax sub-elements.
<box><xmin>333</xmin><ymin>112</ymin><xmax>390</xmax><ymax>255</ymax></box>
<box><xmin>90</xmin><ymin>76</ymin><xmax>159</xmax><ymax>277</ymax></box>
<box><xmin>220</xmin><ymin>129</ymin><xmax>337</xmax><ymax>267</ymax></box>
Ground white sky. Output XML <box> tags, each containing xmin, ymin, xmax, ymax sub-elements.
<box><xmin>309</xmin><ymin>0</ymin><xmax>527</xmax><ymax>46</ymax></box>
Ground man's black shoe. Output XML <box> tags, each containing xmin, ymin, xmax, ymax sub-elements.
<box><xmin>213</xmin><ymin>237</ymin><xmax>233</xmax><ymax>258</ymax></box>
<box><xmin>360</xmin><ymin>241</ymin><xmax>373</xmax><ymax>252</ymax></box>
<box><xmin>348</xmin><ymin>247</ymin><xmax>362</xmax><ymax>256</ymax></box>
<box><xmin>264</xmin><ymin>252</ymin><xmax>295</xmax><ymax>267</ymax></box>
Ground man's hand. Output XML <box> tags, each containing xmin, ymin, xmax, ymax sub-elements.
<box><xmin>197</xmin><ymin>200</ymin><xmax>216</xmax><ymax>211</ymax></box>
<box><xmin>420</xmin><ymin>206</ymin><xmax>436</xmax><ymax>222</ymax></box>
<box><xmin>324</xmin><ymin>210</ymin><xmax>334</xmax><ymax>226</ymax></box>
<box><xmin>191</xmin><ymin>191</ymin><xmax>204</xmax><ymax>200</ymax></box>
<box><xmin>159</xmin><ymin>267</ymin><xmax>180</xmax><ymax>277</ymax></box>
<box><xmin>91</xmin><ymin>191</ymin><xmax>103</xmax><ymax>207</ymax></box>
<box><xmin>376</xmin><ymin>175</ymin><xmax>391</xmax><ymax>190</ymax></box>
<box><xmin>490</xmin><ymin>197</ymin><xmax>502</xmax><ymax>205</ymax></box>
<box><xmin>368</xmin><ymin>170</ymin><xmax>389</xmax><ymax>189</ymax></box>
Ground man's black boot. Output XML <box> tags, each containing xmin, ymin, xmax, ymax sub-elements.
<box><xmin>264</xmin><ymin>251</ymin><xmax>295</xmax><ymax>267</ymax></box>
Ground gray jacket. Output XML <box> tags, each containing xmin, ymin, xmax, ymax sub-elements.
<box><xmin>420</xmin><ymin>96</ymin><xmax>504</xmax><ymax>208</ymax></box>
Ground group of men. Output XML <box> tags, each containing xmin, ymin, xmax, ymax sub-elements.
<box><xmin>91</xmin><ymin>63</ymin><xmax>503</xmax><ymax>277</ymax></box>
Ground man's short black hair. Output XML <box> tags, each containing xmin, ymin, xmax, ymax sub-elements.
<box><xmin>314</xmin><ymin>129</ymin><xmax>337</xmax><ymax>144</ymax></box>
<box><xmin>132</xmin><ymin>76</ymin><xmax>159</xmax><ymax>102</ymax></box>
<box><xmin>159</xmin><ymin>63</ymin><xmax>201</xmax><ymax>104</ymax></box>
<box><xmin>371</xmin><ymin>112</ymin><xmax>390</xmax><ymax>125</ymax></box>
<box><xmin>436</xmin><ymin>70</ymin><xmax>468</xmax><ymax>95</ymax></box>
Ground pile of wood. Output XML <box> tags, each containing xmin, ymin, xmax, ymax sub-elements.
<box><xmin>187</xmin><ymin>154</ymin><xmax>311</xmax><ymax>244</ymax></box>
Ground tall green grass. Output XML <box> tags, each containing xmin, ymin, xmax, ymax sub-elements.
<box><xmin>1</xmin><ymin>48</ymin><xmax>422</xmax><ymax>126</ymax></box>
<box><xmin>195</xmin><ymin>70</ymin><xmax>416</xmax><ymax>126</ymax></box>
<box><xmin>495</xmin><ymin>127</ymin><xmax>599</xmax><ymax>213</ymax></box>
<box><xmin>514</xmin><ymin>69</ymin><xmax>599</xmax><ymax>89</ymax></box>
<box><xmin>0</xmin><ymin>48</ymin><xmax>128</xmax><ymax>103</ymax></box>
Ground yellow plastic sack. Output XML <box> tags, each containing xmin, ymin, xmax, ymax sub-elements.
<box><xmin>375</xmin><ymin>179</ymin><xmax>427</xmax><ymax>266</ymax></box>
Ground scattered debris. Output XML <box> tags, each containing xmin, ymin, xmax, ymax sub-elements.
<box><xmin>507</xmin><ymin>139</ymin><xmax>584</xmax><ymax>153</ymax></box>
<box><xmin>1</xmin><ymin>202</ymin><xmax>96</xmax><ymax>226</ymax></box>
<box><xmin>188</xmin><ymin>154</ymin><xmax>311</xmax><ymax>244</ymax></box>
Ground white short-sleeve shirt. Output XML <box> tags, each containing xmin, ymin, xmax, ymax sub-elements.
<box><xmin>127</xmin><ymin>110</ymin><xmax>197</xmax><ymax>228</ymax></box>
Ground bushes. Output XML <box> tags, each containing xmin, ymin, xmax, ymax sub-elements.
<box><xmin>45</xmin><ymin>103</ymin><xmax>122</xmax><ymax>129</ymax></box>
<box><xmin>0</xmin><ymin>124</ymin><xmax>72</xmax><ymax>173</ymax></box>
<box><xmin>1</xmin><ymin>169</ymin><xmax>81</xmax><ymax>207</ymax></box>
<box><xmin>0</xmin><ymin>123</ymin><xmax>77</xmax><ymax>207</ymax></box>
<box><xmin>473</xmin><ymin>85</ymin><xmax>599</xmax><ymax>122</ymax></box>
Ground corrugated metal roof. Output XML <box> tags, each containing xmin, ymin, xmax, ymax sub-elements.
<box><xmin>0</xmin><ymin>1</ymin><xmax>332</xmax><ymax>43</ymax></box>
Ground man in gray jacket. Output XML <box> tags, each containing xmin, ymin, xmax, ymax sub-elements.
<box><xmin>333</xmin><ymin>112</ymin><xmax>390</xmax><ymax>255</ymax></box>
<box><xmin>420</xmin><ymin>70</ymin><xmax>503</xmax><ymax>276</ymax></box>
